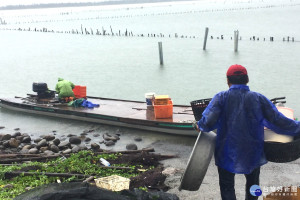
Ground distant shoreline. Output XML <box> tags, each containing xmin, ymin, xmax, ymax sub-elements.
<box><xmin>0</xmin><ymin>0</ymin><xmax>197</xmax><ymax>10</ymax></box>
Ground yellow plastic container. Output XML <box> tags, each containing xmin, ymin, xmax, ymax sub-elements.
<box><xmin>154</xmin><ymin>95</ymin><xmax>170</xmax><ymax>105</ymax></box>
<box><xmin>94</xmin><ymin>175</ymin><xmax>130</xmax><ymax>191</ymax></box>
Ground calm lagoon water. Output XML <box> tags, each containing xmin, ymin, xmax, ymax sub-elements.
<box><xmin>0</xmin><ymin>0</ymin><xmax>300</xmax><ymax>143</ymax></box>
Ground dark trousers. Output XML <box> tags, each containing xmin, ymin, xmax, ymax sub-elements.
<box><xmin>218</xmin><ymin>167</ymin><xmax>260</xmax><ymax>200</ymax></box>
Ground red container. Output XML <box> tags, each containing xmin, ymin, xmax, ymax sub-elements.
<box><xmin>154</xmin><ymin>100</ymin><xmax>173</xmax><ymax>119</ymax></box>
<box><xmin>73</xmin><ymin>85</ymin><xmax>86</xmax><ymax>98</ymax></box>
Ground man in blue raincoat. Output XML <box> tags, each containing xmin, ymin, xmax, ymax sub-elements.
<box><xmin>197</xmin><ymin>64</ymin><xmax>300</xmax><ymax>200</ymax></box>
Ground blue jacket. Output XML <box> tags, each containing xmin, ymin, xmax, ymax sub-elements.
<box><xmin>197</xmin><ymin>85</ymin><xmax>300</xmax><ymax>174</ymax></box>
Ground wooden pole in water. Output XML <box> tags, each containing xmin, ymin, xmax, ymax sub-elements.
<box><xmin>234</xmin><ymin>30</ymin><xmax>239</xmax><ymax>52</ymax></box>
<box><xmin>203</xmin><ymin>27</ymin><xmax>209</xmax><ymax>50</ymax></box>
<box><xmin>158</xmin><ymin>42</ymin><xmax>164</xmax><ymax>65</ymax></box>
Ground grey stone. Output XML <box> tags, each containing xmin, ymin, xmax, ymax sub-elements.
<box><xmin>78</xmin><ymin>144</ymin><xmax>88</xmax><ymax>150</ymax></box>
<box><xmin>67</xmin><ymin>134</ymin><xmax>76</xmax><ymax>137</ymax></box>
<box><xmin>91</xmin><ymin>143</ymin><xmax>100</xmax><ymax>150</ymax></box>
<box><xmin>58</xmin><ymin>141</ymin><xmax>70</xmax><ymax>149</ymax></box>
<box><xmin>3</xmin><ymin>141</ymin><xmax>10</xmax><ymax>148</ymax></box>
<box><xmin>79</xmin><ymin>135</ymin><xmax>86</xmax><ymax>140</ymax></box>
<box><xmin>29</xmin><ymin>148</ymin><xmax>39</xmax><ymax>154</ymax></box>
<box><xmin>19</xmin><ymin>149</ymin><xmax>29</xmax><ymax>154</ymax></box>
<box><xmin>37</xmin><ymin>139</ymin><xmax>47</xmax><ymax>148</ymax></box>
<box><xmin>14</xmin><ymin>128</ymin><xmax>20</xmax><ymax>131</ymax></box>
<box><xmin>93</xmin><ymin>133</ymin><xmax>100</xmax><ymax>137</ymax></box>
<box><xmin>52</xmin><ymin>138</ymin><xmax>60</xmax><ymax>146</ymax></box>
<box><xmin>12</xmin><ymin>132</ymin><xmax>21</xmax><ymax>138</ymax></box>
<box><xmin>134</xmin><ymin>137</ymin><xmax>142</xmax><ymax>142</ymax></box>
<box><xmin>50</xmin><ymin>145</ymin><xmax>60</xmax><ymax>153</ymax></box>
<box><xmin>21</xmin><ymin>133</ymin><xmax>30</xmax><ymax>137</ymax></box>
<box><xmin>34</xmin><ymin>138</ymin><xmax>42</xmax><ymax>143</ymax></box>
<box><xmin>0</xmin><ymin>126</ymin><xmax>5</xmax><ymax>129</ymax></box>
<box><xmin>22</xmin><ymin>136</ymin><xmax>31</xmax><ymax>143</ymax></box>
<box><xmin>0</xmin><ymin>134</ymin><xmax>11</xmax><ymax>141</ymax></box>
<box><xmin>112</xmin><ymin>134</ymin><xmax>120</xmax><ymax>140</ymax></box>
<box><xmin>22</xmin><ymin>145</ymin><xmax>32</xmax><ymax>150</ymax></box>
<box><xmin>43</xmin><ymin>135</ymin><xmax>55</xmax><ymax>141</ymax></box>
<box><xmin>99</xmin><ymin>140</ymin><xmax>104</xmax><ymax>144</ymax></box>
<box><xmin>17</xmin><ymin>145</ymin><xmax>23</xmax><ymax>150</ymax></box>
<box><xmin>80</xmin><ymin>132</ymin><xmax>88</xmax><ymax>136</ymax></box>
<box><xmin>9</xmin><ymin>138</ymin><xmax>20</xmax><ymax>148</ymax></box>
<box><xmin>103</xmin><ymin>133</ymin><xmax>118</xmax><ymax>142</ymax></box>
<box><xmin>16</xmin><ymin>136</ymin><xmax>24</xmax><ymax>142</ymax></box>
<box><xmin>3</xmin><ymin>184</ymin><xmax>14</xmax><ymax>189</ymax></box>
<box><xmin>62</xmin><ymin>149</ymin><xmax>72</xmax><ymax>154</ymax></box>
<box><xmin>72</xmin><ymin>146</ymin><xmax>80</xmax><ymax>153</ymax></box>
<box><xmin>84</xmin><ymin>137</ymin><xmax>91</xmax><ymax>142</ymax></box>
<box><xmin>126</xmin><ymin>143</ymin><xmax>138</xmax><ymax>150</ymax></box>
<box><xmin>105</xmin><ymin>140</ymin><xmax>115</xmax><ymax>146</ymax></box>
<box><xmin>40</xmin><ymin>146</ymin><xmax>49</xmax><ymax>152</ymax></box>
<box><xmin>69</xmin><ymin>136</ymin><xmax>81</xmax><ymax>145</ymax></box>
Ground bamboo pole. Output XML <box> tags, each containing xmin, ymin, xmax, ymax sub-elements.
<box><xmin>234</xmin><ymin>30</ymin><xmax>239</xmax><ymax>52</ymax></box>
<box><xmin>203</xmin><ymin>27</ymin><xmax>209</xmax><ymax>50</ymax></box>
<box><xmin>158</xmin><ymin>42</ymin><xmax>164</xmax><ymax>65</ymax></box>
<box><xmin>5</xmin><ymin>171</ymin><xmax>88</xmax><ymax>179</ymax></box>
<box><xmin>94</xmin><ymin>147</ymin><xmax>155</xmax><ymax>154</ymax></box>
<box><xmin>0</xmin><ymin>155</ymin><xmax>59</xmax><ymax>164</ymax></box>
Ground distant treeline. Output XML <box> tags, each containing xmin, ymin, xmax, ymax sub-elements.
<box><xmin>0</xmin><ymin>0</ymin><xmax>194</xmax><ymax>10</ymax></box>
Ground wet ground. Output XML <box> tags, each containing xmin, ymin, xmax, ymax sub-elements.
<box><xmin>153</xmin><ymin>138</ymin><xmax>300</xmax><ymax>200</ymax></box>
<box><xmin>1</xmin><ymin>114</ymin><xmax>299</xmax><ymax>200</ymax></box>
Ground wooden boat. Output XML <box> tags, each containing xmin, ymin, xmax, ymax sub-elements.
<box><xmin>0</xmin><ymin>95</ymin><xmax>196</xmax><ymax>136</ymax></box>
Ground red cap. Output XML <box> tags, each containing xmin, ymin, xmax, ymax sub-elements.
<box><xmin>226</xmin><ymin>64</ymin><xmax>247</xmax><ymax>76</ymax></box>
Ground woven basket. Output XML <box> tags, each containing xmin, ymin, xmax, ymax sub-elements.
<box><xmin>264</xmin><ymin>138</ymin><xmax>300</xmax><ymax>163</ymax></box>
<box><xmin>190</xmin><ymin>98</ymin><xmax>212</xmax><ymax>121</ymax></box>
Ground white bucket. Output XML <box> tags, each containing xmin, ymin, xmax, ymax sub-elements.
<box><xmin>264</xmin><ymin>106</ymin><xmax>294</xmax><ymax>143</ymax></box>
<box><xmin>145</xmin><ymin>92</ymin><xmax>155</xmax><ymax>105</ymax></box>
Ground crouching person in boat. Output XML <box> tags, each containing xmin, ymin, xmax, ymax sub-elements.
<box><xmin>55</xmin><ymin>78</ymin><xmax>75</xmax><ymax>102</ymax></box>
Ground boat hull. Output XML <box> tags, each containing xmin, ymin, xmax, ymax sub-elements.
<box><xmin>0</xmin><ymin>96</ymin><xmax>196</xmax><ymax>136</ymax></box>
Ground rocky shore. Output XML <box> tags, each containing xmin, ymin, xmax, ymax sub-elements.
<box><xmin>0</xmin><ymin>126</ymin><xmax>142</xmax><ymax>155</ymax></box>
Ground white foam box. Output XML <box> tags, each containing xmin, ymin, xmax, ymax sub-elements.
<box><xmin>94</xmin><ymin>175</ymin><xmax>130</xmax><ymax>191</ymax></box>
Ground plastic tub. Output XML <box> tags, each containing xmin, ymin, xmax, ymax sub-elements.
<box><xmin>73</xmin><ymin>85</ymin><xmax>86</xmax><ymax>99</ymax></box>
<box><xmin>190</xmin><ymin>98</ymin><xmax>212</xmax><ymax>121</ymax></box>
<box><xmin>264</xmin><ymin>106</ymin><xmax>300</xmax><ymax>163</ymax></box>
<box><xmin>154</xmin><ymin>95</ymin><xmax>170</xmax><ymax>105</ymax></box>
<box><xmin>154</xmin><ymin>100</ymin><xmax>173</xmax><ymax>119</ymax></box>
<box><xmin>264</xmin><ymin>106</ymin><xmax>294</xmax><ymax>143</ymax></box>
